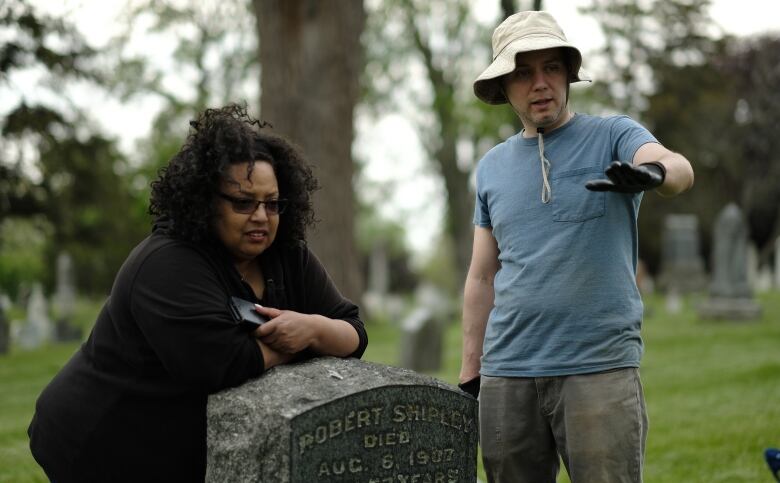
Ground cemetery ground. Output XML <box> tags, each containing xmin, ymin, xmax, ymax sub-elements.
<box><xmin>1</xmin><ymin>293</ymin><xmax>779</xmax><ymax>482</ymax></box>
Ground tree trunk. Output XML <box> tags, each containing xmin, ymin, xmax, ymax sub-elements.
<box><xmin>254</xmin><ymin>0</ymin><xmax>365</xmax><ymax>303</ymax></box>
<box><xmin>437</xmin><ymin>141</ymin><xmax>474</xmax><ymax>284</ymax></box>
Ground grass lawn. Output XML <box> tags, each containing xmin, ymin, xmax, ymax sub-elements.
<box><xmin>1</xmin><ymin>292</ymin><xmax>779</xmax><ymax>482</ymax></box>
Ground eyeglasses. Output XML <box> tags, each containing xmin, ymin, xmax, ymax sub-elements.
<box><xmin>218</xmin><ymin>193</ymin><xmax>288</xmax><ymax>215</ymax></box>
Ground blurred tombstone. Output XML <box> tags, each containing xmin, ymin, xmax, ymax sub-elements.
<box><xmin>0</xmin><ymin>295</ymin><xmax>9</xmax><ymax>354</ymax></box>
<box><xmin>657</xmin><ymin>214</ymin><xmax>707</xmax><ymax>293</ymax></box>
<box><xmin>756</xmin><ymin>265</ymin><xmax>773</xmax><ymax>293</ymax></box>
<box><xmin>53</xmin><ymin>252</ymin><xmax>81</xmax><ymax>341</ymax></box>
<box><xmin>698</xmin><ymin>203</ymin><xmax>762</xmax><ymax>320</ymax></box>
<box><xmin>775</xmin><ymin>237</ymin><xmax>780</xmax><ymax>289</ymax></box>
<box><xmin>362</xmin><ymin>241</ymin><xmax>391</xmax><ymax>320</ymax></box>
<box><xmin>368</xmin><ymin>241</ymin><xmax>389</xmax><ymax>296</ymax></box>
<box><xmin>16</xmin><ymin>283</ymin><xmax>53</xmax><ymax>349</ymax></box>
<box><xmin>664</xmin><ymin>287</ymin><xmax>683</xmax><ymax>315</ymax></box>
<box><xmin>399</xmin><ymin>284</ymin><xmax>452</xmax><ymax>373</ymax></box>
<box><xmin>746</xmin><ymin>243</ymin><xmax>758</xmax><ymax>291</ymax></box>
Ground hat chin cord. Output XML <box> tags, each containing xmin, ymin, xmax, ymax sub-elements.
<box><xmin>501</xmin><ymin>84</ymin><xmax>558</xmax><ymax>204</ymax></box>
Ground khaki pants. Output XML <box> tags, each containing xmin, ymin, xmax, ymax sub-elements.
<box><xmin>479</xmin><ymin>368</ymin><xmax>648</xmax><ymax>483</ymax></box>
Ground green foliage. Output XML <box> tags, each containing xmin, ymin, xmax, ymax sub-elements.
<box><xmin>580</xmin><ymin>0</ymin><xmax>718</xmax><ymax>117</ymax></box>
<box><xmin>0</xmin><ymin>0</ymin><xmax>96</xmax><ymax>80</ymax></box>
<box><xmin>1</xmin><ymin>1</ymin><xmax>151</xmax><ymax>295</ymax></box>
<box><xmin>106</xmin><ymin>0</ymin><xmax>258</xmax><ymax>126</ymax></box>
<box><xmin>0</xmin><ymin>217</ymin><xmax>51</xmax><ymax>299</ymax></box>
<box><xmin>2</xmin><ymin>104</ymin><xmax>150</xmax><ymax>294</ymax></box>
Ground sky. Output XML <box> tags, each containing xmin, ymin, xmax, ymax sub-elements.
<box><xmin>15</xmin><ymin>0</ymin><xmax>780</xmax><ymax>257</ymax></box>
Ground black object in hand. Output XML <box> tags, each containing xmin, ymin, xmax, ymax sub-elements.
<box><xmin>585</xmin><ymin>161</ymin><xmax>665</xmax><ymax>193</ymax></box>
<box><xmin>229</xmin><ymin>296</ymin><xmax>268</xmax><ymax>328</ymax></box>
<box><xmin>458</xmin><ymin>376</ymin><xmax>480</xmax><ymax>399</ymax></box>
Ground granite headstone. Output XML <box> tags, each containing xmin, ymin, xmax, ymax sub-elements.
<box><xmin>698</xmin><ymin>203</ymin><xmax>762</xmax><ymax>320</ymax></box>
<box><xmin>399</xmin><ymin>306</ymin><xmax>443</xmax><ymax>373</ymax></box>
<box><xmin>207</xmin><ymin>357</ymin><xmax>478</xmax><ymax>482</ymax></box>
<box><xmin>16</xmin><ymin>283</ymin><xmax>52</xmax><ymax>349</ymax></box>
<box><xmin>775</xmin><ymin>236</ymin><xmax>780</xmax><ymax>289</ymax></box>
<box><xmin>657</xmin><ymin>214</ymin><xmax>707</xmax><ymax>293</ymax></box>
<box><xmin>399</xmin><ymin>284</ymin><xmax>451</xmax><ymax>373</ymax></box>
<box><xmin>53</xmin><ymin>252</ymin><xmax>81</xmax><ymax>341</ymax></box>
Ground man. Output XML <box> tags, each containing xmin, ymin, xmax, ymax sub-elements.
<box><xmin>458</xmin><ymin>11</ymin><xmax>694</xmax><ymax>483</ymax></box>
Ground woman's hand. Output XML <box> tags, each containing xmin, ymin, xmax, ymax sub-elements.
<box><xmin>252</xmin><ymin>305</ymin><xmax>359</xmax><ymax>357</ymax></box>
<box><xmin>253</xmin><ymin>306</ymin><xmax>318</xmax><ymax>354</ymax></box>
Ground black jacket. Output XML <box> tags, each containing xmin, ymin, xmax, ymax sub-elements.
<box><xmin>28</xmin><ymin>230</ymin><xmax>367</xmax><ymax>482</ymax></box>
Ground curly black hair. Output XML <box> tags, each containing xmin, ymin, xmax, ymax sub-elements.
<box><xmin>149</xmin><ymin>103</ymin><xmax>319</xmax><ymax>246</ymax></box>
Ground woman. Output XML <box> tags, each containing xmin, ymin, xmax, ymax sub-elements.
<box><xmin>28</xmin><ymin>104</ymin><xmax>368</xmax><ymax>482</ymax></box>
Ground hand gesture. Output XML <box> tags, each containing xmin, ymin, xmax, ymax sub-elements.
<box><xmin>585</xmin><ymin>161</ymin><xmax>665</xmax><ymax>193</ymax></box>
<box><xmin>252</xmin><ymin>305</ymin><xmax>316</xmax><ymax>354</ymax></box>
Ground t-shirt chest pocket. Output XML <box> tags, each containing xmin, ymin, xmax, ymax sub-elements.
<box><xmin>550</xmin><ymin>166</ymin><xmax>605</xmax><ymax>222</ymax></box>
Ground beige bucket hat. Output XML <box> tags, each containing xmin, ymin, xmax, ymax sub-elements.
<box><xmin>474</xmin><ymin>11</ymin><xmax>591</xmax><ymax>105</ymax></box>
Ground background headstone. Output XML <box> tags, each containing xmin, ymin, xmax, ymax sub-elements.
<box><xmin>399</xmin><ymin>283</ymin><xmax>452</xmax><ymax>373</ymax></box>
<box><xmin>657</xmin><ymin>214</ymin><xmax>707</xmax><ymax>293</ymax></box>
<box><xmin>362</xmin><ymin>241</ymin><xmax>407</xmax><ymax>324</ymax></box>
<box><xmin>0</xmin><ymin>295</ymin><xmax>9</xmax><ymax>354</ymax></box>
<box><xmin>664</xmin><ymin>287</ymin><xmax>683</xmax><ymax>315</ymax></box>
<box><xmin>53</xmin><ymin>252</ymin><xmax>81</xmax><ymax>341</ymax></box>
<box><xmin>207</xmin><ymin>357</ymin><xmax>478</xmax><ymax>483</ymax></box>
<box><xmin>16</xmin><ymin>283</ymin><xmax>52</xmax><ymax>349</ymax></box>
<box><xmin>775</xmin><ymin>236</ymin><xmax>780</xmax><ymax>289</ymax></box>
<box><xmin>368</xmin><ymin>241</ymin><xmax>390</xmax><ymax>296</ymax></box>
<box><xmin>698</xmin><ymin>203</ymin><xmax>762</xmax><ymax>320</ymax></box>
<box><xmin>399</xmin><ymin>306</ymin><xmax>443</xmax><ymax>373</ymax></box>
<box><xmin>755</xmin><ymin>265</ymin><xmax>773</xmax><ymax>293</ymax></box>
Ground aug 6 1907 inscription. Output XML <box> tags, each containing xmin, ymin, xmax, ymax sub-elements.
<box><xmin>206</xmin><ymin>357</ymin><xmax>478</xmax><ymax>483</ymax></box>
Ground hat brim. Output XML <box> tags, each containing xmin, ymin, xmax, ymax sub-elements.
<box><xmin>474</xmin><ymin>38</ymin><xmax>591</xmax><ymax>105</ymax></box>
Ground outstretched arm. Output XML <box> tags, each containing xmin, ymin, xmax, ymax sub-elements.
<box><xmin>633</xmin><ymin>142</ymin><xmax>694</xmax><ymax>196</ymax></box>
<box><xmin>585</xmin><ymin>142</ymin><xmax>694</xmax><ymax>196</ymax></box>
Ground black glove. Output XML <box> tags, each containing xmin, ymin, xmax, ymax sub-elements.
<box><xmin>585</xmin><ymin>161</ymin><xmax>666</xmax><ymax>193</ymax></box>
<box><xmin>458</xmin><ymin>376</ymin><xmax>480</xmax><ymax>399</ymax></box>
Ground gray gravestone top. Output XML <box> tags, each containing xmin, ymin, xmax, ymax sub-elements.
<box><xmin>17</xmin><ymin>283</ymin><xmax>52</xmax><ymax>349</ymax></box>
<box><xmin>54</xmin><ymin>252</ymin><xmax>76</xmax><ymax>318</ymax></box>
<box><xmin>658</xmin><ymin>214</ymin><xmax>707</xmax><ymax>292</ymax></box>
<box><xmin>207</xmin><ymin>357</ymin><xmax>477</xmax><ymax>483</ymax></box>
<box><xmin>709</xmin><ymin>203</ymin><xmax>751</xmax><ymax>298</ymax></box>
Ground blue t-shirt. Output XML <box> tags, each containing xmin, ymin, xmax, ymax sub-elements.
<box><xmin>474</xmin><ymin>113</ymin><xmax>657</xmax><ymax>377</ymax></box>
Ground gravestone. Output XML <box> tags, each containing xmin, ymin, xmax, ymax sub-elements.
<box><xmin>698</xmin><ymin>203</ymin><xmax>762</xmax><ymax>320</ymax></box>
<box><xmin>657</xmin><ymin>214</ymin><xmax>707</xmax><ymax>293</ymax></box>
<box><xmin>399</xmin><ymin>307</ymin><xmax>443</xmax><ymax>373</ymax></box>
<box><xmin>368</xmin><ymin>241</ymin><xmax>390</xmax><ymax>296</ymax></box>
<box><xmin>0</xmin><ymin>296</ymin><xmax>9</xmax><ymax>354</ymax></box>
<box><xmin>207</xmin><ymin>357</ymin><xmax>478</xmax><ymax>483</ymax></box>
<box><xmin>16</xmin><ymin>283</ymin><xmax>52</xmax><ymax>349</ymax></box>
<box><xmin>53</xmin><ymin>252</ymin><xmax>81</xmax><ymax>341</ymax></box>
<box><xmin>756</xmin><ymin>265</ymin><xmax>773</xmax><ymax>293</ymax></box>
<box><xmin>399</xmin><ymin>284</ymin><xmax>451</xmax><ymax>373</ymax></box>
<box><xmin>775</xmin><ymin>237</ymin><xmax>780</xmax><ymax>289</ymax></box>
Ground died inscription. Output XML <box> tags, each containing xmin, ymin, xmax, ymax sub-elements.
<box><xmin>289</xmin><ymin>385</ymin><xmax>477</xmax><ymax>483</ymax></box>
